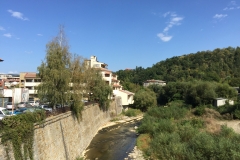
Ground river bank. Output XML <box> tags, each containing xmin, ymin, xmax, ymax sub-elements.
<box><xmin>83</xmin><ymin>114</ymin><xmax>145</xmax><ymax>160</ymax></box>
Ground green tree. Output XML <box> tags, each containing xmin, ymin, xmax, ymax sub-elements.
<box><xmin>37</xmin><ymin>26</ymin><xmax>71</xmax><ymax>109</ymax></box>
<box><xmin>86</xmin><ymin>69</ymin><xmax>112</xmax><ymax>110</ymax></box>
<box><xmin>134</xmin><ymin>88</ymin><xmax>157</xmax><ymax>111</ymax></box>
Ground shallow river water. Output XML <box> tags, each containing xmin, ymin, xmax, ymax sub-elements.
<box><xmin>84</xmin><ymin>119</ymin><xmax>140</xmax><ymax>160</ymax></box>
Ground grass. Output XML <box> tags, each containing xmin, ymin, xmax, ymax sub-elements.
<box><xmin>123</xmin><ymin>108</ymin><xmax>142</xmax><ymax>117</ymax></box>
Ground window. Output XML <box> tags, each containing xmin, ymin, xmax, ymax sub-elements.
<box><xmin>105</xmin><ymin>74</ymin><xmax>110</xmax><ymax>77</ymax></box>
<box><xmin>26</xmin><ymin>79</ymin><xmax>33</xmax><ymax>82</ymax></box>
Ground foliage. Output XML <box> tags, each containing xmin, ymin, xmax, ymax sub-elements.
<box><xmin>0</xmin><ymin>110</ymin><xmax>46</xmax><ymax>160</ymax></box>
<box><xmin>123</xmin><ymin>108</ymin><xmax>142</xmax><ymax>117</ymax></box>
<box><xmin>69</xmin><ymin>54</ymin><xmax>88</xmax><ymax>121</ymax></box>
<box><xmin>133</xmin><ymin>88</ymin><xmax>157</xmax><ymax>111</ymax></box>
<box><xmin>116</xmin><ymin>47</ymin><xmax>240</xmax><ymax>85</ymax></box>
<box><xmin>137</xmin><ymin>106</ymin><xmax>240</xmax><ymax>160</ymax></box>
<box><xmin>216</xmin><ymin>103</ymin><xmax>240</xmax><ymax>119</ymax></box>
<box><xmin>37</xmin><ymin>26</ymin><xmax>112</xmax><ymax>120</ymax></box>
<box><xmin>37</xmin><ymin>26</ymin><xmax>71</xmax><ymax>109</ymax></box>
<box><xmin>150</xmin><ymin>81</ymin><xmax>238</xmax><ymax>107</ymax></box>
<box><xmin>193</xmin><ymin>106</ymin><xmax>206</xmax><ymax>116</ymax></box>
<box><xmin>87</xmin><ymin>69</ymin><xmax>113</xmax><ymax>110</ymax></box>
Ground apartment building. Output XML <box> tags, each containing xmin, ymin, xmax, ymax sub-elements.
<box><xmin>0</xmin><ymin>74</ymin><xmax>19</xmax><ymax>89</ymax></box>
<box><xmin>87</xmin><ymin>56</ymin><xmax>134</xmax><ymax>106</ymax></box>
<box><xmin>19</xmin><ymin>72</ymin><xmax>41</xmax><ymax>98</ymax></box>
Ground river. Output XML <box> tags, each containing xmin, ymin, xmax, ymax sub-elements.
<box><xmin>84</xmin><ymin>118</ymin><xmax>141</xmax><ymax>160</ymax></box>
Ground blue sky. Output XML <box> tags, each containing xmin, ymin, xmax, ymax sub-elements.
<box><xmin>1</xmin><ymin>0</ymin><xmax>240</xmax><ymax>74</ymax></box>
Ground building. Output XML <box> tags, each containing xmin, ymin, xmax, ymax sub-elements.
<box><xmin>143</xmin><ymin>79</ymin><xmax>166</xmax><ymax>87</ymax></box>
<box><xmin>0</xmin><ymin>74</ymin><xmax>20</xmax><ymax>89</ymax></box>
<box><xmin>19</xmin><ymin>72</ymin><xmax>41</xmax><ymax>99</ymax></box>
<box><xmin>87</xmin><ymin>56</ymin><xmax>134</xmax><ymax>106</ymax></box>
<box><xmin>214</xmin><ymin>98</ymin><xmax>234</xmax><ymax>107</ymax></box>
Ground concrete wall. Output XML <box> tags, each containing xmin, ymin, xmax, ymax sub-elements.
<box><xmin>0</xmin><ymin>99</ymin><xmax>123</xmax><ymax>160</ymax></box>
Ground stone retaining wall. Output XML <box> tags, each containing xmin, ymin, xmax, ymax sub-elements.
<box><xmin>0</xmin><ymin>99</ymin><xmax>122</xmax><ymax>160</ymax></box>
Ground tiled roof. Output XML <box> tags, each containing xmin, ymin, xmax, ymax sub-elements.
<box><xmin>113</xmin><ymin>84</ymin><xmax>122</xmax><ymax>87</ymax></box>
<box><xmin>145</xmin><ymin>79</ymin><xmax>165</xmax><ymax>83</ymax></box>
<box><xmin>119</xmin><ymin>90</ymin><xmax>134</xmax><ymax>95</ymax></box>
<box><xmin>24</xmin><ymin>72</ymin><xmax>37</xmax><ymax>78</ymax></box>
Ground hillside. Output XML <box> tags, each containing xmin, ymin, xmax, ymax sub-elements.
<box><xmin>116</xmin><ymin>47</ymin><xmax>240</xmax><ymax>87</ymax></box>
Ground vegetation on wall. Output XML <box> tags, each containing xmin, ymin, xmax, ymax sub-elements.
<box><xmin>0</xmin><ymin>111</ymin><xmax>46</xmax><ymax>160</ymax></box>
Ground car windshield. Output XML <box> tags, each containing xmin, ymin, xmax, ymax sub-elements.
<box><xmin>19</xmin><ymin>102</ymin><xmax>24</xmax><ymax>104</ymax></box>
<box><xmin>2</xmin><ymin>109</ymin><xmax>11</xmax><ymax>115</ymax></box>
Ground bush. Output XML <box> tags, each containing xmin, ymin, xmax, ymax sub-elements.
<box><xmin>123</xmin><ymin>108</ymin><xmax>141</xmax><ymax>117</ymax></box>
<box><xmin>194</xmin><ymin>106</ymin><xmax>206</xmax><ymax>116</ymax></box>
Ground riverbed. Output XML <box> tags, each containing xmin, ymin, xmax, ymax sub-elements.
<box><xmin>84</xmin><ymin>117</ymin><xmax>142</xmax><ymax>160</ymax></box>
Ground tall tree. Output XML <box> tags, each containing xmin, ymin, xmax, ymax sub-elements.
<box><xmin>37</xmin><ymin>26</ymin><xmax>71</xmax><ymax>109</ymax></box>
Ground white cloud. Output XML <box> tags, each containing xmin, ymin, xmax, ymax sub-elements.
<box><xmin>8</xmin><ymin>10</ymin><xmax>29</xmax><ymax>21</ymax></box>
<box><xmin>157</xmin><ymin>33</ymin><xmax>172</xmax><ymax>42</ymax></box>
<box><xmin>0</xmin><ymin>26</ymin><xmax>5</xmax><ymax>31</ymax></box>
<box><xmin>8</xmin><ymin>71</ymin><xmax>18</xmax><ymax>74</ymax></box>
<box><xmin>37</xmin><ymin>34</ymin><xmax>43</xmax><ymax>36</ymax></box>
<box><xmin>3</xmin><ymin>33</ymin><xmax>12</xmax><ymax>38</ymax></box>
<box><xmin>213</xmin><ymin>14</ymin><xmax>227</xmax><ymax>19</ymax></box>
<box><xmin>157</xmin><ymin>12</ymin><xmax>184</xmax><ymax>42</ymax></box>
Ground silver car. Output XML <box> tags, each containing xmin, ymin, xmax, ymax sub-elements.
<box><xmin>0</xmin><ymin>107</ymin><xmax>11</xmax><ymax>120</ymax></box>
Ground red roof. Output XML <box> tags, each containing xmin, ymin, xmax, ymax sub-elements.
<box><xmin>119</xmin><ymin>90</ymin><xmax>134</xmax><ymax>95</ymax></box>
<box><xmin>24</xmin><ymin>72</ymin><xmax>37</xmax><ymax>78</ymax></box>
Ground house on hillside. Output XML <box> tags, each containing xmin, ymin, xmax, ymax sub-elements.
<box><xmin>143</xmin><ymin>79</ymin><xmax>166</xmax><ymax>87</ymax></box>
<box><xmin>214</xmin><ymin>98</ymin><xmax>234</xmax><ymax>107</ymax></box>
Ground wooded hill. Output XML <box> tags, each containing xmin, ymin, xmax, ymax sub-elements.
<box><xmin>116</xmin><ymin>47</ymin><xmax>240</xmax><ymax>87</ymax></box>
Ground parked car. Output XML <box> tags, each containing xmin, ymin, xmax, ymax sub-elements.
<box><xmin>29</xmin><ymin>101</ymin><xmax>35</xmax><ymax>106</ymax></box>
<box><xmin>5</xmin><ymin>102</ymin><xmax>15</xmax><ymax>110</ymax></box>
<box><xmin>0</xmin><ymin>107</ymin><xmax>12</xmax><ymax>120</ymax></box>
<box><xmin>39</xmin><ymin>104</ymin><xmax>53</xmax><ymax>112</ymax></box>
<box><xmin>23</xmin><ymin>107</ymin><xmax>44</xmax><ymax>113</ymax></box>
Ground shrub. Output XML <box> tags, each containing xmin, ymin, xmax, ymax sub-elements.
<box><xmin>0</xmin><ymin>110</ymin><xmax>46</xmax><ymax>160</ymax></box>
<box><xmin>123</xmin><ymin>108</ymin><xmax>141</xmax><ymax>117</ymax></box>
<box><xmin>193</xmin><ymin>106</ymin><xmax>206</xmax><ymax>116</ymax></box>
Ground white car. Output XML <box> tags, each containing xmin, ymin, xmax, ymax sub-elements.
<box><xmin>5</xmin><ymin>102</ymin><xmax>15</xmax><ymax>110</ymax></box>
<box><xmin>39</xmin><ymin>105</ymin><xmax>52</xmax><ymax>112</ymax></box>
<box><xmin>0</xmin><ymin>107</ymin><xmax>12</xmax><ymax>120</ymax></box>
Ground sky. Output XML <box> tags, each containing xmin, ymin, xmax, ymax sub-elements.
<box><xmin>1</xmin><ymin>0</ymin><xmax>240</xmax><ymax>74</ymax></box>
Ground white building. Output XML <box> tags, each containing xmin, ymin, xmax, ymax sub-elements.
<box><xmin>143</xmin><ymin>79</ymin><xmax>166</xmax><ymax>87</ymax></box>
<box><xmin>87</xmin><ymin>56</ymin><xmax>134</xmax><ymax>106</ymax></box>
<box><xmin>214</xmin><ymin>98</ymin><xmax>234</xmax><ymax>107</ymax></box>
